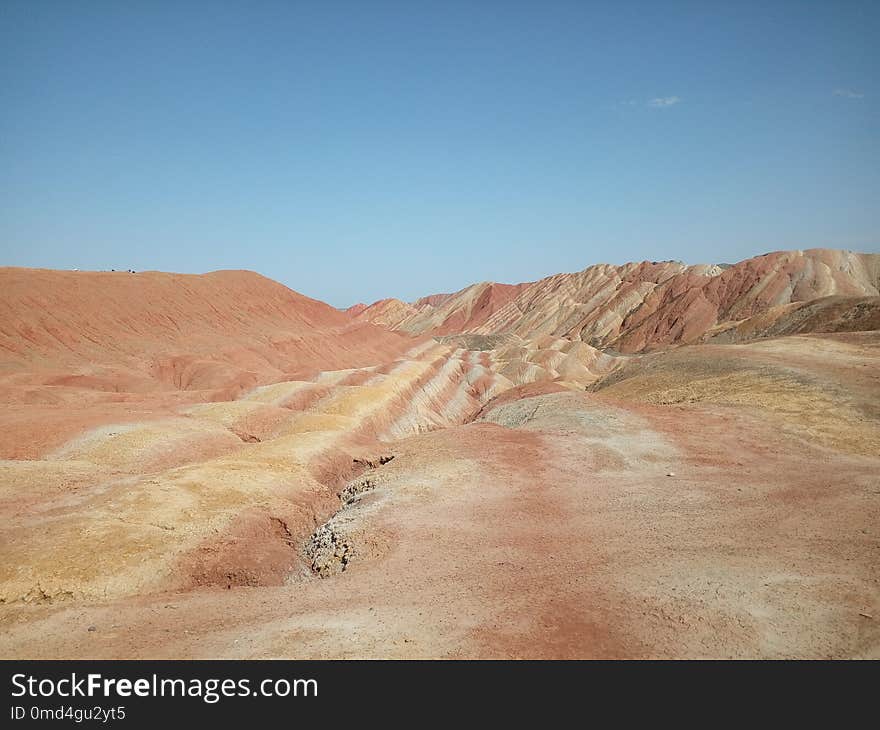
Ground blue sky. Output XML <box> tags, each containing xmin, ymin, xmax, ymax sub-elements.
<box><xmin>1</xmin><ymin>1</ymin><xmax>878</xmax><ymax>307</ymax></box>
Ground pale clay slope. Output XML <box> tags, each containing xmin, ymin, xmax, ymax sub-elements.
<box><xmin>2</xmin><ymin>361</ymin><xmax>877</xmax><ymax>658</ymax></box>
<box><xmin>0</xmin><ymin>340</ymin><xmax>549</xmax><ymax>604</ymax></box>
<box><xmin>2</xmin><ymin>325</ymin><xmax>612</xmax><ymax>605</ymax></box>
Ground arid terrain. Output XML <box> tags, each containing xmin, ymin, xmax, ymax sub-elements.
<box><xmin>1</xmin><ymin>248</ymin><xmax>878</xmax><ymax>658</ymax></box>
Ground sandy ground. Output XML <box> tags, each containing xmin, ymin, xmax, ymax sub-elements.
<box><xmin>1</xmin><ymin>340</ymin><xmax>877</xmax><ymax>658</ymax></box>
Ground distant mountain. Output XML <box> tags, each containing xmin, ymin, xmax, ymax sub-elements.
<box><xmin>0</xmin><ymin>267</ymin><xmax>414</xmax><ymax>394</ymax></box>
<box><xmin>354</xmin><ymin>249</ymin><xmax>880</xmax><ymax>352</ymax></box>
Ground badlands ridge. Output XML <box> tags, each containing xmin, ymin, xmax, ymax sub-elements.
<box><xmin>1</xmin><ymin>248</ymin><xmax>878</xmax><ymax>658</ymax></box>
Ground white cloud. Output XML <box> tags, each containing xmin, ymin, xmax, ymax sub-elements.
<box><xmin>833</xmin><ymin>88</ymin><xmax>864</xmax><ymax>99</ymax></box>
<box><xmin>606</xmin><ymin>99</ymin><xmax>639</xmax><ymax>109</ymax></box>
<box><xmin>649</xmin><ymin>96</ymin><xmax>681</xmax><ymax>107</ymax></box>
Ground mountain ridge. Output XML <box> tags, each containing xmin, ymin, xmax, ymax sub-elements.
<box><xmin>353</xmin><ymin>248</ymin><xmax>880</xmax><ymax>352</ymax></box>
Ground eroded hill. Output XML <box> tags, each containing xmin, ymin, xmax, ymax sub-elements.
<box><xmin>353</xmin><ymin>248</ymin><xmax>880</xmax><ymax>351</ymax></box>
<box><xmin>0</xmin><ymin>251</ymin><xmax>878</xmax><ymax>659</ymax></box>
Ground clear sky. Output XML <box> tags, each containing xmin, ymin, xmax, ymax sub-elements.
<box><xmin>1</xmin><ymin>1</ymin><xmax>878</xmax><ymax>307</ymax></box>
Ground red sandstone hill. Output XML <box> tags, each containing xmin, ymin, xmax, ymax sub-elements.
<box><xmin>0</xmin><ymin>268</ymin><xmax>416</xmax><ymax>393</ymax></box>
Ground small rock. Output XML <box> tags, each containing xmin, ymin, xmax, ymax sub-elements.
<box><xmin>666</xmin><ymin>472</ymin><xmax>675</xmax><ymax>477</ymax></box>
<box><xmin>87</xmin><ymin>625</ymin><xmax>97</xmax><ymax>632</ymax></box>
